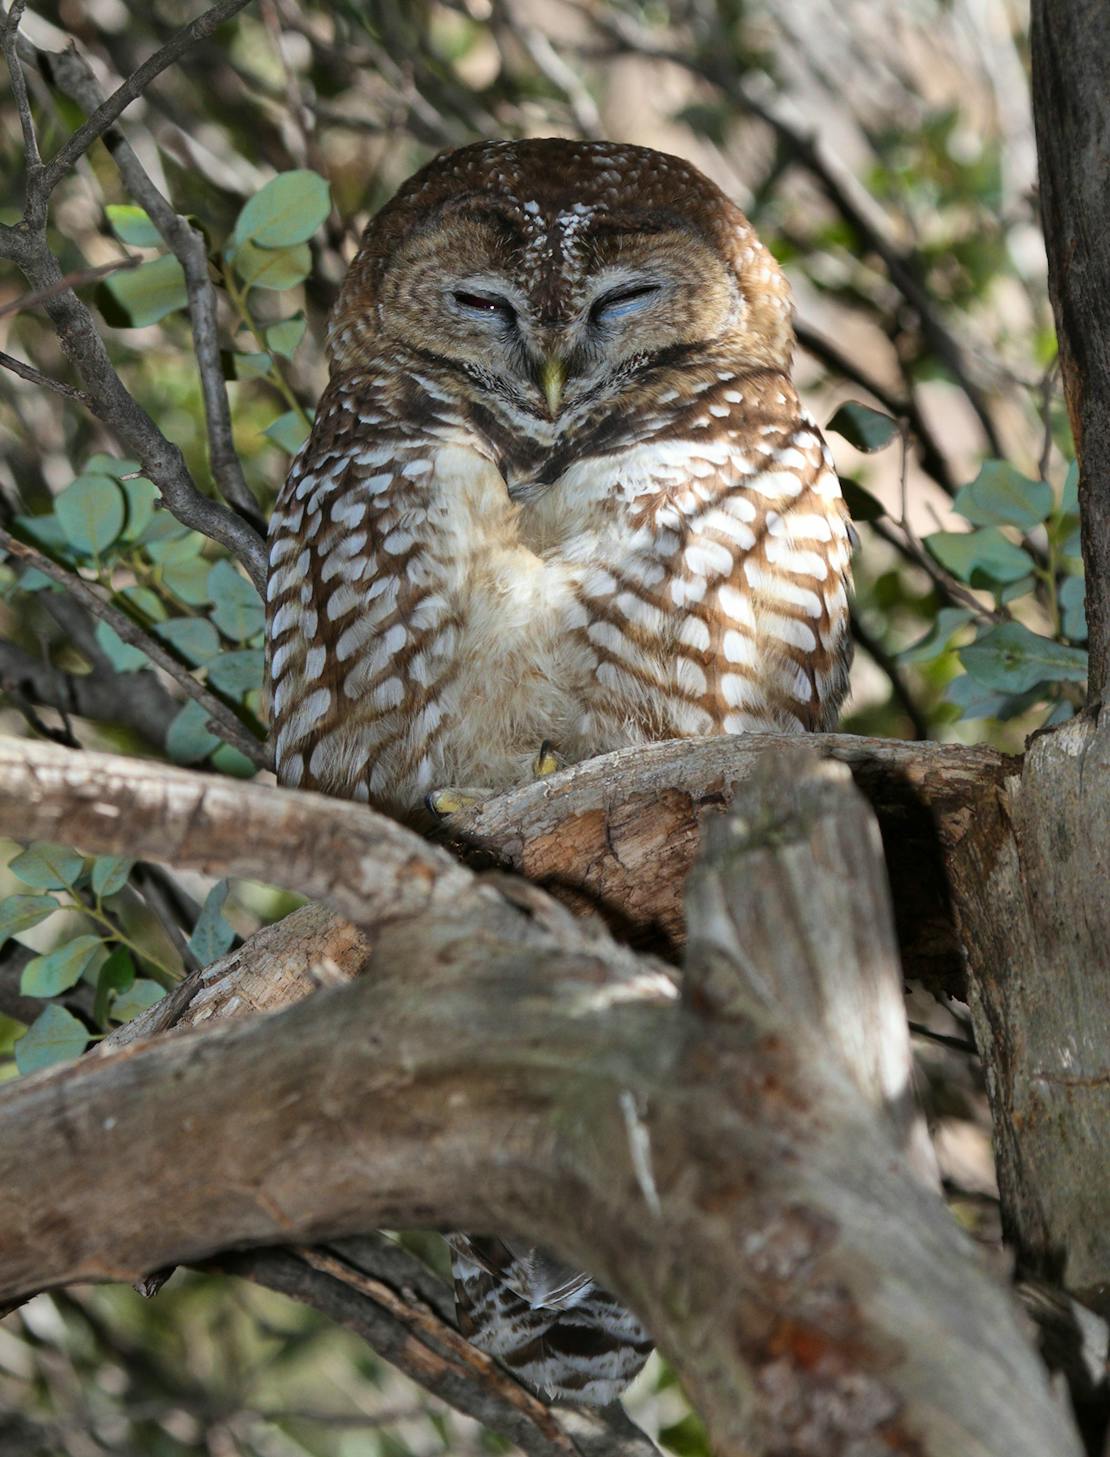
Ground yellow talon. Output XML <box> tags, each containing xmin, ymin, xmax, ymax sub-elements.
<box><xmin>532</xmin><ymin>740</ymin><xmax>561</xmax><ymax>778</ymax></box>
<box><xmin>425</xmin><ymin>788</ymin><xmax>490</xmax><ymax>818</ymax></box>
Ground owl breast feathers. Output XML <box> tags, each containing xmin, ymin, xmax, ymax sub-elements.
<box><xmin>265</xmin><ymin>137</ymin><xmax>854</xmax><ymax>1403</ymax></box>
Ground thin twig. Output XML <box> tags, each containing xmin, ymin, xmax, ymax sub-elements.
<box><xmin>0</xmin><ymin>349</ymin><xmax>89</xmax><ymax>403</ymax></box>
<box><xmin>0</xmin><ymin>528</ymin><xmax>272</xmax><ymax>770</ymax></box>
<box><xmin>849</xmin><ymin>607</ymin><xmax>930</xmax><ymax>740</ymax></box>
<box><xmin>0</xmin><ymin>0</ymin><xmax>42</xmax><ymax>175</ymax></box>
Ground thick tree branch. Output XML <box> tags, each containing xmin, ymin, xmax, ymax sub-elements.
<box><xmin>0</xmin><ymin>737</ymin><xmax>1083</xmax><ymax>1456</ymax></box>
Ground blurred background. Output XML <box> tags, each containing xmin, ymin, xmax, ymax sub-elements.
<box><xmin>0</xmin><ymin>1</ymin><xmax>1069</xmax><ymax>1452</ymax></box>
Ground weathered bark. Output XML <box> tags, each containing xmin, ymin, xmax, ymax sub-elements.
<box><xmin>449</xmin><ymin>733</ymin><xmax>1010</xmax><ymax>995</ymax></box>
<box><xmin>0</xmin><ymin>738</ymin><xmax>1082</xmax><ymax>1457</ymax></box>
<box><xmin>952</xmin><ymin>714</ymin><xmax>1110</xmax><ymax>1312</ymax></box>
<box><xmin>1032</xmin><ymin>0</ymin><xmax>1110</xmax><ymax>701</ymax></box>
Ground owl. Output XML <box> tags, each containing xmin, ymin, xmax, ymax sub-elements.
<box><xmin>266</xmin><ymin>138</ymin><xmax>854</xmax><ymax>1403</ymax></box>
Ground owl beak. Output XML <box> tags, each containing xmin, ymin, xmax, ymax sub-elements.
<box><xmin>540</xmin><ymin>357</ymin><xmax>566</xmax><ymax>417</ymax></box>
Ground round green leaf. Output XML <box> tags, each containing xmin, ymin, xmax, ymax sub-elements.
<box><xmin>952</xmin><ymin>461</ymin><xmax>1053</xmax><ymax>530</ymax></box>
<box><xmin>958</xmin><ymin>622</ymin><xmax>1089</xmax><ymax>695</ymax></box>
<box><xmin>231</xmin><ymin>238</ymin><xmax>311</xmax><ymax>290</ymax></box>
<box><xmin>95</xmin><ymin>621</ymin><xmax>149</xmax><ymax>673</ymax></box>
<box><xmin>155</xmin><ymin>617</ymin><xmax>221</xmax><ymax>666</ymax></box>
<box><xmin>90</xmin><ymin>856</ymin><xmax>134</xmax><ymax>899</ymax></box>
<box><xmin>924</xmin><ymin>529</ymin><xmax>1035</xmax><ymax>587</ymax></box>
<box><xmin>232</xmin><ymin>169</ymin><xmax>331</xmax><ymax>249</ymax></box>
<box><xmin>106</xmin><ymin>204</ymin><xmax>161</xmax><ymax>248</ymax></box>
<box><xmin>15</xmin><ymin>1004</ymin><xmax>90</xmax><ymax>1074</ymax></box>
<box><xmin>227</xmin><ymin>349</ymin><xmax>273</xmax><ymax>379</ymax></box>
<box><xmin>207</xmin><ymin>649</ymin><xmax>264</xmax><ymax>699</ymax></box>
<box><xmin>897</xmin><ymin>608</ymin><xmax>974</xmax><ymax>665</ymax></box>
<box><xmin>827</xmin><ymin>402</ymin><xmax>899</xmax><ymax>453</ymax></box>
<box><xmin>0</xmin><ymin>894</ymin><xmax>59</xmax><ymax>947</ymax></box>
<box><xmin>263</xmin><ymin>409</ymin><xmax>311</xmax><ymax>454</ymax></box>
<box><xmin>211</xmin><ymin>743</ymin><xmax>258</xmax><ymax>778</ymax></box>
<box><xmin>208</xmin><ymin>560</ymin><xmax>264</xmax><ymax>641</ymax></box>
<box><xmin>166</xmin><ymin>700</ymin><xmax>220</xmax><ymax>765</ymax></box>
<box><xmin>8</xmin><ymin>842</ymin><xmax>85</xmax><ymax>890</ymax></box>
<box><xmin>101</xmin><ymin>252</ymin><xmax>187</xmax><ymax>328</ymax></box>
<box><xmin>162</xmin><ymin>555</ymin><xmax>214</xmax><ymax>606</ymax></box>
<box><xmin>21</xmin><ymin>934</ymin><xmax>102</xmax><ymax>997</ymax></box>
<box><xmin>110</xmin><ymin>978</ymin><xmax>166</xmax><ymax>1023</ymax></box>
<box><xmin>266</xmin><ymin>316</ymin><xmax>307</xmax><ymax>358</ymax></box>
<box><xmin>121</xmin><ymin>477</ymin><xmax>158</xmax><ymax>541</ymax></box>
<box><xmin>55</xmin><ymin>474</ymin><xmax>126</xmax><ymax>556</ymax></box>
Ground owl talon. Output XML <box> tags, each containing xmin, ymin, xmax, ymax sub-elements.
<box><xmin>425</xmin><ymin>787</ymin><xmax>493</xmax><ymax>819</ymax></box>
<box><xmin>532</xmin><ymin>740</ymin><xmax>561</xmax><ymax>778</ymax></box>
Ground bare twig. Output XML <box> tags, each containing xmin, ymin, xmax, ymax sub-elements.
<box><xmin>0</xmin><ymin>257</ymin><xmax>140</xmax><ymax>322</ymax></box>
<box><xmin>0</xmin><ymin>528</ymin><xmax>272</xmax><ymax>770</ymax></box>
<box><xmin>849</xmin><ymin>606</ymin><xmax>930</xmax><ymax>740</ymax></box>
<box><xmin>0</xmin><ymin>349</ymin><xmax>89</xmax><ymax>403</ymax></box>
<box><xmin>0</xmin><ymin>0</ymin><xmax>41</xmax><ymax>175</ymax></box>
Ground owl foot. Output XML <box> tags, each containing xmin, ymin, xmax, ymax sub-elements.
<box><xmin>532</xmin><ymin>739</ymin><xmax>562</xmax><ymax>778</ymax></box>
<box><xmin>425</xmin><ymin>787</ymin><xmax>494</xmax><ymax>819</ymax></box>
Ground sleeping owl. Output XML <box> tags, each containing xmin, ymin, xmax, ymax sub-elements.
<box><xmin>266</xmin><ymin>137</ymin><xmax>854</xmax><ymax>1403</ymax></box>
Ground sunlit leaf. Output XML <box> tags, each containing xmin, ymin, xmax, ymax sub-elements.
<box><xmin>55</xmin><ymin>474</ymin><xmax>126</xmax><ymax>556</ymax></box>
<box><xmin>231</xmin><ymin>238</ymin><xmax>311</xmax><ymax>290</ymax></box>
<box><xmin>14</xmin><ymin>1004</ymin><xmax>89</xmax><ymax>1074</ymax></box>
<box><xmin>20</xmin><ymin>935</ymin><xmax>102</xmax><ymax>997</ymax></box>
<box><xmin>232</xmin><ymin>169</ymin><xmax>331</xmax><ymax>249</ymax></box>
<box><xmin>0</xmin><ymin>894</ymin><xmax>58</xmax><ymax>947</ymax></box>
<box><xmin>225</xmin><ymin>349</ymin><xmax>273</xmax><ymax>380</ymax></box>
<box><xmin>106</xmin><ymin>204</ymin><xmax>161</xmax><ymax>247</ymax></box>
<box><xmin>101</xmin><ymin>253</ymin><xmax>187</xmax><ymax>327</ymax></box>
<box><xmin>111</xmin><ymin>978</ymin><xmax>165</xmax><ymax>1022</ymax></box>
<box><xmin>162</xmin><ymin>555</ymin><xmax>213</xmax><ymax>606</ymax></box>
<box><xmin>263</xmin><ymin>409</ymin><xmax>311</xmax><ymax>453</ymax></box>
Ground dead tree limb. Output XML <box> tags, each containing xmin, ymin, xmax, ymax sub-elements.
<box><xmin>0</xmin><ymin>737</ymin><xmax>1082</xmax><ymax>1456</ymax></box>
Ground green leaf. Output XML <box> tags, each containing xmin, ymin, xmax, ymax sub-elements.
<box><xmin>207</xmin><ymin>648</ymin><xmax>264</xmax><ymax>698</ymax></box>
<box><xmin>147</xmin><ymin>530</ymin><xmax>204</xmax><ymax>564</ymax></box>
<box><xmin>120</xmin><ymin>584</ymin><xmax>167</xmax><ymax>623</ymax></box>
<box><xmin>924</xmin><ymin>528</ymin><xmax>1035</xmax><ymax>587</ymax></box>
<box><xmin>94</xmin><ymin>946</ymin><xmax>135</xmax><ymax>1027</ymax></box>
<box><xmin>226</xmin><ymin>349</ymin><xmax>273</xmax><ymax>379</ymax></box>
<box><xmin>165</xmin><ymin>700</ymin><xmax>220</xmax><ymax>765</ymax></box>
<box><xmin>0</xmin><ymin>894</ymin><xmax>59</xmax><ymax>947</ymax></box>
<box><xmin>155</xmin><ymin>617</ymin><xmax>221</xmax><ymax>665</ymax></box>
<box><xmin>15</xmin><ymin>1004</ymin><xmax>89</xmax><ymax>1074</ymax></box>
<box><xmin>111</xmin><ymin>977</ymin><xmax>165</xmax><ymax>1022</ymax></box>
<box><xmin>232</xmin><ymin>169</ymin><xmax>331</xmax><ymax>249</ymax></box>
<box><xmin>90</xmin><ymin>856</ymin><xmax>134</xmax><ymax>899</ymax></box>
<box><xmin>121</xmin><ymin>477</ymin><xmax>158</xmax><ymax>541</ymax></box>
<box><xmin>945</xmin><ymin>673</ymin><xmax>1016</xmax><ymax>722</ymax></box>
<box><xmin>188</xmin><ymin>880</ymin><xmax>236</xmax><ymax>962</ymax></box>
<box><xmin>106</xmin><ymin>204</ymin><xmax>161</xmax><ymax>247</ymax></box>
<box><xmin>827</xmin><ymin>401</ymin><xmax>899</xmax><ymax>453</ymax></box>
<box><xmin>95</xmin><ymin>620</ymin><xmax>148</xmax><ymax>673</ymax></box>
<box><xmin>265</xmin><ymin>315</ymin><xmax>306</xmax><ymax>358</ymax></box>
<box><xmin>162</xmin><ymin>555</ymin><xmax>213</xmax><ymax>606</ymax></box>
<box><xmin>55</xmin><ymin>474</ymin><xmax>126</xmax><ymax>556</ymax></box>
<box><xmin>21</xmin><ymin>934</ymin><xmax>102</xmax><ymax>997</ymax></box>
<box><xmin>231</xmin><ymin>238</ymin><xmax>312</xmax><ymax>290</ymax></box>
<box><xmin>838</xmin><ymin>477</ymin><xmax>885</xmax><ymax>523</ymax></box>
<box><xmin>101</xmin><ymin>253</ymin><xmax>187</xmax><ymax>327</ymax></box>
<box><xmin>13</xmin><ymin>512</ymin><xmax>69</xmax><ymax>553</ymax></box>
<box><xmin>1060</xmin><ymin>575</ymin><xmax>1086</xmax><ymax>642</ymax></box>
<box><xmin>952</xmin><ymin>460</ymin><xmax>1053</xmax><ymax>529</ymax></box>
<box><xmin>208</xmin><ymin>560</ymin><xmax>264</xmax><ymax>641</ymax></box>
<box><xmin>9</xmin><ymin>842</ymin><xmax>84</xmax><ymax>890</ymax></box>
<box><xmin>897</xmin><ymin>607</ymin><xmax>974</xmax><ymax>664</ymax></box>
<box><xmin>659</xmin><ymin>1413</ymin><xmax>712</xmax><ymax>1457</ymax></box>
<box><xmin>958</xmin><ymin>622</ymin><xmax>1088</xmax><ymax>694</ymax></box>
<box><xmin>263</xmin><ymin>409</ymin><xmax>311</xmax><ymax>453</ymax></box>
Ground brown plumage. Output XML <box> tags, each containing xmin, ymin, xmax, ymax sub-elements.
<box><xmin>266</xmin><ymin>137</ymin><xmax>855</xmax><ymax>1402</ymax></box>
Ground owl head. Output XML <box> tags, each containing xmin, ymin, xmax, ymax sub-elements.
<box><xmin>328</xmin><ymin>139</ymin><xmax>794</xmax><ymax>426</ymax></box>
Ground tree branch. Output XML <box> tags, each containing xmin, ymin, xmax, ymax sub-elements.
<box><xmin>0</xmin><ymin>738</ymin><xmax>1081</xmax><ymax>1456</ymax></box>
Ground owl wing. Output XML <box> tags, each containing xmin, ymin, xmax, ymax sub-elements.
<box><xmin>448</xmin><ymin>1234</ymin><xmax>654</xmax><ymax>1404</ymax></box>
<box><xmin>266</xmin><ymin>375</ymin><xmax>469</xmax><ymax>813</ymax></box>
<box><xmin>575</xmin><ymin>370</ymin><xmax>854</xmax><ymax>743</ymax></box>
